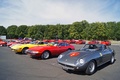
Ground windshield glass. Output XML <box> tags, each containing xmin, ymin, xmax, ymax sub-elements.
<box><xmin>82</xmin><ymin>44</ymin><xmax>102</xmax><ymax>51</ymax></box>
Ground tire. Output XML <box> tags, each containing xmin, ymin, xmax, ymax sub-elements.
<box><xmin>85</xmin><ymin>60</ymin><xmax>96</xmax><ymax>75</ymax></box>
<box><xmin>110</xmin><ymin>55</ymin><xmax>115</xmax><ymax>64</ymax></box>
<box><xmin>41</xmin><ymin>51</ymin><xmax>50</xmax><ymax>59</ymax></box>
<box><xmin>22</xmin><ymin>48</ymin><xmax>28</xmax><ymax>54</ymax></box>
<box><xmin>68</xmin><ymin>48</ymin><xmax>71</xmax><ymax>51</ymax></box>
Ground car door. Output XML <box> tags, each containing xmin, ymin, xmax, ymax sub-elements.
<box><xmin>49</xmin><ymin>46</ymin><xmax>62</xmax><ymax>56</ymax></box>
<box><xmin>57</xmin><ymin>43</ymin><xmax>68</xmax><ymax>54</ymax></box>
<box><xmin>101</xmin><ymin>45</ymin><xmax>111</xmax><ymax>63</ymax></box>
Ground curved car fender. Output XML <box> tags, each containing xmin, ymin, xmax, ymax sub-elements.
<box><xmin>82</xmin><ymin>51</ymin><xmax>103</xmax><ymax>67</ymax></box>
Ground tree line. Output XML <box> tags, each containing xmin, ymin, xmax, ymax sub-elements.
<box><xmin>0</xmin><ymin>20</ymin><xmax>120</xmax><ymax>40</ymax></box>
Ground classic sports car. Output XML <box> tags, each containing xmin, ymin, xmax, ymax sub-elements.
<box><xmin>88</xmin><ymin>40</ymin><xmax>99</xmax><ymax>44</ymax></box>
<box><xmin>75</xmin><ymin>40</ymin><xmax>86</xmax><ymax>44</ymax></box>
<box><xmin>0</xmin><ymin>40</ymin><xmax>7</xmax><ymax>46</ymax></box>
<box><xmin>25</xmin><ymin>42</ymin><xmax>75</xmax><ymax>59</ymax></box>
<box><xmin>57</xmin><ymin>44</ymin><xmax>115</xmax><ymax>75</ymax></box>
<box><xmin>100</xmin><ymin>40</ymin><xmax>111</xmax><ymax>46</ymax></box>
<box><xmin>11</xmin><ymin>41</ymin><xmax>48</xmax><ymax>54</ymax></box>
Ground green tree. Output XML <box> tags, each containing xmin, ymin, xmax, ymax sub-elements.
<box><xmin>62</xmin><ymin>25</ymin><xmax>70</xmax><ymax>39</ymax></box>
<box><xmin>81</xmin><ymin>22</ymin><xmax>108</xmax><ymax>40</ymax></box>
<box><xmin>47</xmin><ymin>25</ymin><xmax>58</xmax><ymax>39</ymax></box>
<box><xmin>15</xmin><ymin>25</ymin><xmax>28</xmax><ymax>38</ymax></box>
<box><xmin>68</xmin><ymin>20</ymin><xmax>89</xmax><ymax>39</ymax></box>
<box><xmin>27</xmin><ymin>26</ymin><xmax>37</xmax><ymax>39</ymax></box>
<box><xmin>0</xmin><ymin>26</ymin><xmax>7</xmax><ymax>36</ymax></box>
<box><xmin>115</xmin><ymin>22</ymin><xmax>120</xmax><ymax>40</ymax></box>
<box><xmin>68</xmin><ymin>25</ymin><xmax>78</xmax><ymax>39</ymax></box>
<box><xmin>106</xmin><ymin>22</ymin><xmax>117</xmax><ymax>40</ymax></box>
<box><xmin>56</xmin><ymin>24</ymin><xmax>64</xmax><ymax>39</ymax></box>
<box><xmin>7</xmin><ymin>25</ymin><xmax>17</xmax><ymax>39</ymax></box>
<box><xmin>90</xmin><ymin>22</ymin><xmax>108</xmax><ymax>40</ymax></box>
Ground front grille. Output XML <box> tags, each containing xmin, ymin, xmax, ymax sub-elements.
<box><xmin>60</xmin><ymin>63</ymin><xmax>74</xmax><ymax>68</ymax></box>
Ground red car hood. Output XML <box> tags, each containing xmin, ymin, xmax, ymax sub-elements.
<box><xmin>28</xmin><ymin>45</ymin><xmax>55</xmax><ymax>51</ymax></box>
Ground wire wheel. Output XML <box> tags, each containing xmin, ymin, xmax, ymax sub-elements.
<box><xmin>85</xmin><ymin>60</ymin><xmax>96</xmax><ymax>75</ymax></box>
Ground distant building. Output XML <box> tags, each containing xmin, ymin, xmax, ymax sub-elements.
<box><xmin>0</xmin><ymin>35</ymin><xmax>6</xmax><ymax>39</ymax></box>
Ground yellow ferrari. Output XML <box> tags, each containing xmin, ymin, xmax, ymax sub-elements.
<box><xmin>11</xmin><ymin>41</ymin><xmax>48</xmax><ymax>54</ymax></box>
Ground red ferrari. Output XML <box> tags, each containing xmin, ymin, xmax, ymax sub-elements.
<box><xmin>88</xmin><ymin>40</ymin><xmax>99</xmax><ymax>44</ymax></box>
<box><xmin>0</xmin><ymin>41</ymin><xmax>7</xmax><ymax>46</ymax></box>
<box><xmin>75</xmin><ymin>40</ymin><xmax>86</xmax><ymax>44</ymax></box>
<box><xmin>26</xmin><ymin>42</ymin><xmax>75</xmax><ymax>59</ymax></box>
<box><xmin>100</xmin><ymin>40</ymin><xmax>111</xmax><ymax>46</ymax></box>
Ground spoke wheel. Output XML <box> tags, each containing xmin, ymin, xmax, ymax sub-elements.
<box><xmin>85</xmin><ymin>60</ymin><xmax>96</xmax><ymax>75</ymax></box>
<box><xmin>41</xmin><ymin>51</ymin><xmax>50</xmax><ymax>59</ymax></box>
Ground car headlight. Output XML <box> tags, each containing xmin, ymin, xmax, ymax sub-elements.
<box><xmin>15</xmin><ymin>47</ymin><xmax>22</xmax><ymax>50</ymax></box>
<box><xmin>76</xmin><ymin>59</ymin><xmax>85</xmax><ymax>65</ymax></box>
<box><xmin>58</xmin><ymin>55</ymin><xmax>63</xmax><ymax>59</ymax></box>
<box><xmin>79</xmin><ymin>59</ymin><xmax>84</xmax><ymax>64</ymax></box>
<box><xmin>31</xmin><ymin>51</ymin><xmax>39</xmax><ymax>54</ymax></box>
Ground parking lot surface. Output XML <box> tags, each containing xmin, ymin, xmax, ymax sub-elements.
<box><xmin>0</xmin><ymin>44</ymin><xmax>120</xmax><ymax>80</ymax></box>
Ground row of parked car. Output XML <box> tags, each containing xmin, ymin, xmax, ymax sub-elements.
<box><xmin>0</xmin><ymin>38</ymin><xmax>111</xmax><ymax>47</ymax></box>
<box><xmin>0</xmin><ymin>39</ymin><xmax>114</xmax><ymax>75</ymax></box>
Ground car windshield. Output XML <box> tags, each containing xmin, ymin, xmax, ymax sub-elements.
<box><xmin>29</xmin><ymin>41</ymin><xmax>36</xmax><ymax>44</ymax></box>
<box><xmin>47</xmin><ymin>42</ymin><xmax>59</xmax><ymax>46</ymax></box>
<box><xmin>82</xmin><ymin>44</ymin><xmax>102</xmax><ymax>51</ymax></box>
<box><xmin>37</xmin><ymin>42</ymin><xmax>48</xmax><ymax>44</ymax></box>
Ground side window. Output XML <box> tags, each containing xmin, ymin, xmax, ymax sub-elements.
<box><xmin>102</xmin><ymin>45</ymin><xmax>107</xmax><ymax>50</ymax></box>
<box><xmin>38</xmin><ymin>42</ymin><xmax>44</xmax><ymax>44</ymax></box>
<box><xmin>66</xmin><ymin>43</ymin><xmax>69</xmax><ymax>46</ymax></box>
<box><xmin>89</xmin><ymin>45</ymin><xmax>94</xmax><ymax>49</ymax></box>
<box><xmin>83</xmin><ymin>44</ymin><xmax>89</xmax><ymax>49</ymax></box>
<box><xmin>104</xmin><ymin>45</ymin><xmax>107</xmax><ymax>49</ymax></box>
<box><xmin>59</xmin><ymin>43</ymin><xmax>65</xmax><ymax>46</ymax></box>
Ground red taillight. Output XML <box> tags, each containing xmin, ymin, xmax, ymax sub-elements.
<box><xmin>70</xmin><ymin>52</ymin><xmax>80</xmax><ymax>57</ymax></box>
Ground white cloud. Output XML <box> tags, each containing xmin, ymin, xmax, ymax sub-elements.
<box><xmin>0</xmin><ymin>0</ymin><xmax>120</xmax><ymax>27</ymax></box>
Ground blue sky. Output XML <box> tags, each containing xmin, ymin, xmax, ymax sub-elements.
<box><xmin>0</xmin><ymin>0</ymin><xmax>120</xmax><ymax>27</ymax></box>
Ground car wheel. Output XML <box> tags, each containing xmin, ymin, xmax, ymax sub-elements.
<box><xmin>41</xmin><ymin>51</ymin><xmax>50</xmax><ymax>59</ymax></box>
<box><xmin>85</xmin><ymin>60</ymin><xmax>96</xmax><ymax>75</ymax></box>
<box><xmin>22</xmin><ymin>48</ymin><xmax>28</xmax><ymax>54</ymax></box>
<box><xmin>110</xmin><ymin>55</ymin><xmax>115</xmax><ymax>64</ymax></box>
<box><xmin>68</xmin><ymin>48</ymin><xmax>72</xmax><ymax>51</ymax></box>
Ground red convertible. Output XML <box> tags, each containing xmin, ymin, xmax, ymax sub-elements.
<box><xmin>25</xmin><ymin>42</ymin><xmax>75</xmax><ymax>59</ymax></box>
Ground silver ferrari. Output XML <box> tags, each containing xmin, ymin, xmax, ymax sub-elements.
<box><xmin>57</xmin><ymin>44</ymin><xmax>115</xmax><ymax>75</ymax></box>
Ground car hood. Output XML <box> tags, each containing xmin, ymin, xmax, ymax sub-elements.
<box><xmin>28</xmin><ymin>45</ymin><xmax>55</xmax><ymax>51</ymax></box>
<box><xmin>11</xmin><ymin>44</ymin><xmax>22</xmax><ymax>48</ymax></box>
<box><xmin>58</xmin><ymin>50</ymin><xmax>93</xmax><ymax>65</ymax></box>
<box><xmin>12</xmin><ymin>44</ymin><xmax>37</xmax><ymax>49</ymax></box>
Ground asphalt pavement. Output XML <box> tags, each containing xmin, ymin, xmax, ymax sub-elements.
<box><xmin>0</xmin><ymin>44</ymin><xmax>120</xmax><ymax>80</ymax></box>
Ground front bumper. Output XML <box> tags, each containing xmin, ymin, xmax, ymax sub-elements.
<box><xmin>11</xmin><ymin>48</ymin><xmax>22</xmax><ymax>53</ymax></box>
<box><xmin>58</xmin><ymin>62</ymin><xmax>88</xmax><ymax>71</ymax></box>
<box><xmin>25</xmin><ymin>50</ymin><xmax>41</xmax><ymax>58</ymax></box>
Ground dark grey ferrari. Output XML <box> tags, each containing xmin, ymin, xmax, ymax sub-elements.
<box><xmin>57</xmin><ymin>44</ymin><xmax>115</xmax><ymax>75</ymax></box>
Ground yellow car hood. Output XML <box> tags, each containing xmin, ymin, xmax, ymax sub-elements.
<box><xmin>11</xmin><ymin>43</ymin><xmax>47</xmax><ymax>49</ymax></box>
<box><xmin>11</xmin><ymin>44</ymin><xmax>23</xmax><ymax>49</ymax></box>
